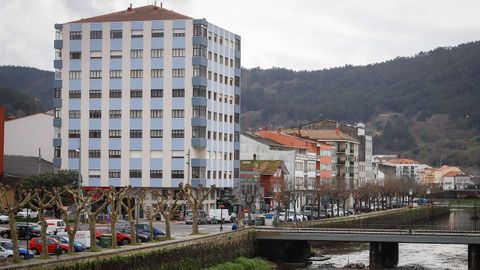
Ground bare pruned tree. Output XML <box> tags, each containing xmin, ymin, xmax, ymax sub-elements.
<box><xmin>152</xmin><ymin>189</ymin><xmax>182</xmax><ymax>239</ymax></box>
<box><xmin>85</xmin><ymin>188</ymin><xmax>109</xmax><ymax>251</ymax></box>
<box><xmin>0</xmin><ymin>184</ymin><xmax>32</xmax><ymax>263</ymax></box>
<box><xmin>121</xmin><ymin>188</ymin><xmax>138</xmax><ymax>245</ymax></box>
<box><xmin>179</xmin><ymin>183</ymin><xmax>216</xmax><ymax>235</ymax></box>
<box><xmin>104</xmin><ymin>186</ymin><xmax>132</xmax><ymax>248</ymax></box>
<box><xmin>29</xmin><ymin>187</ymin><xmax>58</xmax><ymax>258</ymax></box>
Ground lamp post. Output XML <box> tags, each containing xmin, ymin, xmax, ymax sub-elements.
<box><xmin>219</xmin><ymin>204</ymin><xmax>224</xmax><ymax>231</ymax></box>
<box><xmin>26</xmin><ymin>208</ymin><xmax>29</xmax><ymax>252</ymax></box>
<box><xmin>408</xmin><ymin>189</ymin><xmax>413</xmax><ymax>233</ymax></box>
<box><xmin>136</xmin><ymin>194</ymin><xmax>139</xmax><ymax>243</ymax></box>
<box><xmin>75</xmin><ymin>144</ymin><xmax>82</xmax><ymax>195</ymax></box>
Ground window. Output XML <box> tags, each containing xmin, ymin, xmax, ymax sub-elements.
<box><xmin>54</xmin><ymin>108</ymin><xmax>61</xmax><ymax>118</ymax></box>
<box><xmin>207</xmin><ymin>131</ymin><xmax>211</xmax><ymax>139</ymax></box>
<box><xmin>235</xmin><ymin>95</ymin><xmax>240</xmax><ymax>105</ymax></box>
<box><xmin>69</xmin><ymin>110</ymin><xmax>81</xmax><ymax>119</ymax></box>
<box><xmin>69</xmin><ymin>90</ymin><xmax>81</xmax><ymax>99</ymax></box>
<box><xmin>54</xmin><ymin>146</ymin><xmax>61</xmax><ymax>158</ymax></box>
<box><xmin>193</xmin><ymin>65</ymin><xmax>207</xmax><ymax>77</ymax></box>
<box><xmin>172</xmin><ymin>49</ymin><xmax>185</xmax><ymax>57</ymax></box>
<box><xmin>89</xmin><ymin>110</ymin><xmax>101</xmax><ymax>118</ymax></box>
<box><xmin>151</xmin><ymin>89</ymin><xmax>163</xmax><ymax>97</ymax></box>
<box><xmin>150</xmin><ymin>170</ymin><xmax>163</xmax><ymax>178</ymax></box>
<box><xmin>110</xmin><ymin>30</ymin><xmax>122</xmax><ymax>39</ymax></box>
<box><xmin>130</xmin><ymin>170</ymin><xmax>142</xmax><ymax>178</ymax></box>
<box><xmin>70</xmin><ymin>31</ymin><xmax>81</xmax><ymax>40</ymax></box>
<box><xmin>70</xmin><ymin>52</ymin><xmax>81</xmax><ymax>59</ymax></box>
<box><xmin>208</xmin><ymin>51</ymin><xmax>212</xmax><ymax>60</ymax></box>
<box><xmin>131</xmin><ymin>30</ymin><xmax>143</xmax><ymax>38</ymax></box>
<box><xmin>90</xmin><ymin>31</ymin><xmax>102</xmax><ymax>39</ymax></box>
<box><xmin>109</xmin><ymin>130</ymin><xmax>121</xmax><ymax>138</ymax></box>
<box><xmin>213</xmin><ymin>132</ymin><xmax>217</xmax><ymax>140</ymax></box>
<box><xmin>90</xmin><ymin>51</ymin><xmax>102</xmax><ymax>59</ymax></box>
<box><xmin>208</xmin><ymin>111</ymin><xmax>211</xmax><ymax>120</ymax></box>
<box><xmin>130</xmin><ymin>110</ymin><xmax>142</xmax><ymax>118</ymax></box>
<box><xmin>89</xmin><ymin>150</ymin><xmax>101</xmax><ymax>158</ymax></box>
<box><xmin>151</xmin><ymin>69</ymin><xmax>163</xmax><ymax>78</ymax></box>
<box><xmin>151</xmin><ymin>49</ymin><xmax>163</xmax><ymax>58</ymax></box>
<box><xmin>172</xmin><ymin>69</ymin><xmax>185</xmax><ymax>77</ymax></box>
<box><xmin>89</xmin><ymin>130</ymin><xmax>101</xmax><ymax>138</ymax></box>
<box><xmin>109</xmin><ymin>89</ymin><xmax>122</xmax><ymax>98</ymax></box>
<box><xmin>235</xmin><ymin>113</ymin><xmax>240</xmax><ymax>124</ymax></box>
<box><xmin>130</xmin><ymin>89</ymin><xmax>143</xmax><ymax>98</ymax></box>
<box><xmin>172</xmin><ymin>130</ymin><xmax>184</xmax><ymax>138</ymax></box>
<box><xmin>172</xmin><ymin>89</ymin><xmax>185</xmax><ymax>97</ymax></box>
<box><xmin>213</xmin><ymin>112</ymin><xmax>217</xmax><ymax>121</ymax></box>
<box><xmin>193</xmin><ymin>44</ymin><xmax>207</xmax><ymax>57</ymax></box>
<box><xmin>68</xmin><ymin>130</ymin><xmax>80</xmax><ymax>138</ymax></box>
<box><xmin>130</xmin><ymin>130</ymin><xmax>142</xmax><ymax>138</ymax></box>
<box><xmin>130</xmin><ymin>49</ymin><xmax>143</xmax><ymax>58</ymax></box>
<box><xmin>151</xmin><ymin>29</ymin><xmax>164</xmax><ymax>37</ymax></box>
<box><xmin>109</xmin><ymin>150</ymin><xmax>121</xmax><ymax>158</ymax></box>
<box><xmin>89</xmin><ymin>90</ymin><xmax>101</xmax><ymax>98</ymax></box>
<box><xmin>214</xmin><ymin>34</ymin><xmax>217</xmax><ymax>43</ymax></box>
<box><xmin>110</xmin><ymin>50</ymin><xmax>122</xmax><ymax>59</ymax></box>
<box><xmin>192</xmin><ymin>126</ymin><xmax>206</xmax><ymax>138</ymax></box>
<box><xmin>235</xmin><ymin>38</ymin><xmax>241</xmax><ymax>51</ymax></box>
<box><xmin>68</xmin><ymin>150</ymin><xmax>79</xmax><ymax>158</ymax></box>
<box><xmin>172</xmin><ymin>109</ymin><xmax>184</xmax><ymax>118</ymax></box>
<box><xmin>214</xmin><ymin>53</ymin><xmax>218</xmax><ymax>62</ymax></box>
<box><xmin>151</xmin><ymin>109</ymin><xmax>163</xmax><ymax>118</ymax></box>
<box><xmin>214</xmin><ymin>73</ymin><xmax>217</xmax><ymax>81</ymax></box>
<box><xmin>213</xmin><ymin>93</ymin><xmax>217</xmax><ymax>100</ymax></box>
<box><xmin>173</xmin><ymin>30</ymin><xmax>185</xmax><ymax>37</ymax></box>
<box><xmin>54</xmin><ymin>88</ymin><xmax>61</xmax><ymax>98</ymax></box>
<box><xmin>193</xmin><ymin>24</ymin><xmax>207</xmax><ymax>37</ymax></box>
<box><xmin>109</xmin><ymin>70</ymin><xmax>122</xmax><ymax>78</ymax></box>
<box><xmin>89</xmin><ymin>70</ymin><xmax>101</xmax><ymax>79</ymax></box>
<box><xmin>219</xmin><ymin>37</ymin><xmax>223</xmax><ymax>45</ymax></box>
<box><xmin>150</xmin><ymin>130</ymin><xmax>163</xmax><ymax>138</ymax></box>
<box><xmin>193</xmin><ymin>106</ymin><xmax>206</xmax><ymax>118</ymax></box>
<box><xmin>109</xmin><ymin>110</ymin><xmax>121</xmax><ymax>118</ymax></box>
<box><xmin>69</xmin><ymin>71</ymin><xmax>81</xmax><ymax>79</ymax></box>
<box><xmin>219</xmin><ymin>56</ymin><xmax>224</xmax><ymax>64</ymax></box>
<box><xmin>130</xmin><ymin>69</ymin><xmax>143</xmax><ymax>78</ymax></box>
<box><xmin>235</xmin><ymin>76</ymin><xmax>240</xmax><ymax>87</ymax></box>
<box><xmin>109</xmin><ymin>171</ymin><xmax>121</xmax><ymax>178</ymax></box>
<box><xmin>172</xmin><ymin>170</ymin><xmax>184</xmax><ymax>178</ymax></box>
<box><xmin>192</xmin><ymin>167</ymin><xmax>206</xmax><ymax>178</ymax></box>
<box><xmin>193</xmin><ymin>86</ymin><xmax>206</xmax><ymax>97</ymax></box>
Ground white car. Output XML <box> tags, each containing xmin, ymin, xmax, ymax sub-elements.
<box><xmin>0</xmin><ymin>245</ymin><xmax>13</xmax><ymax>258</ymax></box>
<box><xmin>16</xmin><ymin>209</ymin><xmax>38</xmax><ymax>218</ymax></box>
<box><xmin>0</xmin><ymin>214</ymin><xmax>9</xmax><ymax>224</ymax></box>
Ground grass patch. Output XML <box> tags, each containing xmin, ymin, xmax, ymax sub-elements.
<box><xmin>447</xmin><ymin>199</ymin><xmax>480</xmax><ymax>206</ymax></box>
<box><xmin>207</xmin><ymin>257</ymin><xmax>272</xmax><ymax>270</ymax></box>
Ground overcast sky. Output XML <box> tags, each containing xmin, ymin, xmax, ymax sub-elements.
<box><xmin>1</xmin><ymin>0</ymin><xmax>479</xmax><ymax>71</ymax></box>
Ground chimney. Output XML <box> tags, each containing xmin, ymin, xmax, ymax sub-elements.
<box><xmin>160</xmin><ymin>2</ymin><xmax>163</xmax><ymax>8</ymax></box>
<box><xmin>335</xmin><ymin>127</ymin><xmax>340</xmax><ymax>135</ymax></box>
<box><xmin>0</xmin><ymin>107</ymin><xmax>5</xmax><ymax>178</ymax></box>
<box><xmin>127</xmin><ymin>3</ymin><xmax>132</xmax><ymax>11</ymax></box>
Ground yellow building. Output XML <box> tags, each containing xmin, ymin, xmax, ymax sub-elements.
<box><xmin>421</xmin><ymin>165</ymin><xmax>461</xmax><ymax>187</ymax></box>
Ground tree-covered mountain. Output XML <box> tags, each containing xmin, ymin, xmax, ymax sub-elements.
<box><xmin>1</xmin><ymin>41</ymin><xmax>479</xmax><ymax>170</ymax></box>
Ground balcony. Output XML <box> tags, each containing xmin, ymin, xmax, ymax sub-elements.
<box><xmin>53</xmin><ymin>118</ymin><xmax>62</xmax><ymax>127</ymax></box>
<box><xmin>53</xmin><ymin>98</ymin><xmax>62</xmax><ymax>108</ymax></box>
<box><xmin>54</xmin><ymin>40</ymin><xmax>63</xmax><ymax>49</ymax></box>
<box><xmin>54</xmin><ymin>59</ymin><xmax>62</xmax><ymax>69</ymax></box>
<box><xmin>337</xmin><ymin>148</ymin><xmax>346</xmax><ymax>153</ymax></box>
<box><xmin>53</xmin><ymin>158</ymin><xmax>61</xmax><ymax>168</ymax></box>
<box><xmin>191</xmin><ymin>138</ymin><xmax>207</xmax><ymax>148</ymax></box>
<box><xmin>52</xmin><ymin>138</ymin><xmax>61</xmax><ymax>147</ymax></box>
<box><xmin>191</xmin><ymin>117</ymin><xmax>207</xmax><ymax>127</ymax></box>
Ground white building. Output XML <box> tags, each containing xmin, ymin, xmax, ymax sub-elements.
<box><xmin>442</xmin><ymin>172</ymin><xmax>473</xmax><ymax>190</ymax></box>
<box><xmin>377</xmin><ymin>158</ymin><xmax>430</xmax><ymax>184</ymax></box>
<box><xmin>5</xmin><ymin>111</ymin><xmax>54</xmax><ymax>162</ymax></box>
<box><xmin>356</xmin><ymin>123</ymin><xmax>373</xmax><ymax>187</ymax></box>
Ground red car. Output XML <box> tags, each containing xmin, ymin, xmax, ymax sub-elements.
<box><xmin>95</xmin><ymin>228</ymin><xmax>131</xmax><ymax>246</ymax></box>
<box><xmin>29</xmin><ymin>237</ymin><xmax>69</xmax><ymax>255</ymax></box>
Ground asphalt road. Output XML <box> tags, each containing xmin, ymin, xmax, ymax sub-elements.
<box><xmin>0</xmin><ymin>220</ymin><xmax>235</xmax><ymax>248</ymax></box>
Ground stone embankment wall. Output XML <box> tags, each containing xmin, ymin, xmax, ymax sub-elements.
<box><xmin>283</xmin><ymin>207</ymin><xmax>450</xmax><ymax>229</ymax></box>
<box><xmin>2</xmin><ymin>229</ymin><xmax>255</xmax><ymax>270</ymax></box>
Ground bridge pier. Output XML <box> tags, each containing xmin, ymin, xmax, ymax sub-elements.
<box><xmin>468</xmin><ymin>244</ymin><xmax>480</xmax><ymax>270</ymax></box>
<box><xmin>255</xmin><ymin>240</ymin><xmax>311</xmax><ymax>262</ymax></box>
<box><xmin>369</xmin><ymin>242</ymin><xmax>398</xmax><ymax>269</ymax></box>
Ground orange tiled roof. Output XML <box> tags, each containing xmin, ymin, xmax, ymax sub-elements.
<box><xmin>444</xmin><ymin>171</ymin><xmax>462</xmax><ymax>177</ymax></box>
<box><xmin>71</xmin><ymin>5</ymin><xmax>192</xmax><ymax>23</ymax></box>
<box><xmin>287</xmin><ymin>129</ymin><xmax>359</xmax><ymax>142</ymax></box>
<box><xmin>387</xmin><ymin>159</ymin><xmax>420</xmax><ymax>164</ymax></box>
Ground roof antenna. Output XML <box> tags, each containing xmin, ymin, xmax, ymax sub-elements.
<box><xmin>160</xmin><ymin>2</ymin><xmax>163</xmax><ymax>8</ymax></box>
<box><xmin>128</xmin><ymin>3</ymin><xmax>132</xmax><ymax>11</ymax></box>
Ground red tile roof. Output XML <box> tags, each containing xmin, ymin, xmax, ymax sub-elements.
<box><xmin>387</xmin><ymin>159</ymin><xmax>420</xmax><ymax>165</ymax></box>
<box><xmin>444</xmin><ymin>171</ymin><xmax>461</xmax><ymax>177</ymax></box>
<box><xmin>71</xmin><ymin>5</ymin><xmax>192</xmax><ymax>23</ymax></box>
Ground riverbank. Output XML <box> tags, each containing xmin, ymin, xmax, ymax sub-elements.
<box><xmin>206</xmin><ymin>257</ymin><xmax>272</xmax><ymax>270</ymax></box>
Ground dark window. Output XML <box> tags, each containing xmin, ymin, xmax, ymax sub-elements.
<box><xmin>68</xmin><ymin>150</ymin><xmax>79</xmax><ymax>158</ymax></box>
<box><xmin>150</xmin><ymin>130</ymin><xmax>163</xmax><ymax>138</ymax></box>
<box><xmin>150</xmin><ymin>110</ymin><xmax>163</xmax><ymax>118</ymax></box>
<box><xmin>193</xmin><ymin>86</ymin><xmax>206</xmax><ymax>97</ymax></box>
<box><xmin>89</xmin><ymin>110</ymin><xmax>101</xmax><ymax>119</ymax></box>
<box><xmin>70</xmin><ymin>31</ymin><xmax>81</xmax><ymax>40</ymax></box>
<box><xmin>109</xmin><ymin>171</ymin><xmax>121</xmax><ymax>178</ymax></box>
<box><xmin>109</xmin><ymin>89</ymin><xmax>122</xmax><ymax>98</ymax></box>
<box><xmin>193</xmin><ymin>44</ymin><xmax>207</xmax><ymax>57</ymax></box>
<box><xmin>173</xmin><ymin>32</ymin><xmax>185</xmax><ymax>37</ymax></box>
<box><xmin>54</xmin><ymin>146</ymin><xmax>61</xmax><ymax>158</ymax></box>
<box><xmin>109</xmin><ymin>150</ymin><xmax>121</xmax><ymax>158</ymax></box>
<box><xmin>192</xmin><ymin>126</ymin><xmax>206</xmax><ymax>138</ymax></box>
<box><xmin>70</xmin><ymin>52</ymin><xmax>81</xmax><ymax>59</ymax></box>
<box><xmin>89</xmin><ymin>70</ymin><xmax>102</xmax><ymax>79</ymax></box>
<box><xmin>129</xmin><ymin>170</ymin><xmax>142</xmax><ymax>178</ymax></box>
<box><xmin>90</xmin><ymin>31</ymin><xmax>102</xmax><ymax>39</ymax></box>
<box><xmin>235</xmin><ymin>95</ymin><xmax>240</xmax><ymax>105</ymax></box>
<box><xmin>151</xmin><ymin>29</ymin><xmax>164</xmax><ymax>37</ymax></box>
<box><xmin>172</xmin><ymin>89</ymin><xmax>185</xmax><ymax>97</ymax></box>
<box><xmin>68</xmin><ymin>130</ymin><xmax>80</xmax><ymax>138</ymax></box>
<box><xmin>192</xmin><ymin>167</ymin><xmax>206</xmax><ymax>178</ymax></box>
<box><xmin>89</xmin><ymin>90</ymin><xmax>101</xmax><ymax>98</ymax></box>
<box><xmin>69</xmin><ymin>90</ymin><xmax>81</xmax><ymax>99</ymax></box>
<box><xmin>150</xmin><ymin>170</ymin><xmax>163</xmax><ymax>178</ymax></box>
<box><xmin>235</xmin><ymin>76</ymin><xmax>240</xmax><ymax>87</ymax></box>
<box><xmin>193</xmin><ymin>24</ymin><xmax>207</xmax><ymax>37</ymax></box>
<box><xmin>130</xmin><ymin>89</ymin><xmax>143</xmax><ymax>98</ymax></box>
<box><xmin>54</xmin><ymin>88</ymin><xmax>61</xmax><ymax>98</ymax></box>
<box><xmin>131</xmin><ymin>30</ymin><xmax>143</xmax><ymax>38</ymax></box>
<box><xmin>172</xmin><ymin>170</ymin><xmax>184</xmax><ymax>178</ymax></box>
<box><xmin>130</xmin><ymin>130</ymin><xmax>142</xmax><ymax>138</ymax></box>
<box><xmin>89</xmin><ymin>130</ymin><xmax>101</xmax><ymax>138</ymax></box>
<box><xmin>110</xmin><ymin>30</ymin><xmax>122</xmax><ymax>39</ymax></box>
<box><xmin>193</xmin><ymin>65</ymin><xmax>207</xmax><ymax>77</ymax></box>
<box><xmin>172</xmin><ymin>109</ymin><xmax>184</xmax><ymax>118</ymax></box>
<box><xmin>235</xmin><ymin>38</ymin><xmax>241</xmax><ymax>51</ymax></box>
<box><xmin>172</xmin><ymin>130</ymin><xmax>184</xmax><ymax>138</ymax></box>
<box><xmin>151</xmin><ymin>89</ymin><xmax>163</xmax><ymax>97</ymax></box>
<box><xmin>109</xmin><ymin>130</ymin><xmax>121</xmax><ymax>138</ymax></box>
<box><xmin>235</xmin><ymin>113</ymin><xmax>240</xmax><ymax>123</ymax></box>
<box><xmin>109</xmin><ymin>110</ymin><xmax>121</xmax><ymax>118</ymax></box>
<box><xmin>89</xmin><ymin>150</ymin><xmax>101</xmax><ymax>158</ymax></box>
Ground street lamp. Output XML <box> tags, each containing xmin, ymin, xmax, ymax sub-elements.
<box><xmin>75</xmin><ymin>147</ymin><xmax>82</xmax><ymax>195</ymax></box>
<box><xmin>408</xmin><ymin>189</ymin><xmax>413</xmax><ymax>234</ymax></box>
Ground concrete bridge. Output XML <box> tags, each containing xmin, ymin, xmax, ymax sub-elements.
<box><xmin>254</xmin><ymin>226</ymin><xmax>480</xmax><ymax>269</ymax></box>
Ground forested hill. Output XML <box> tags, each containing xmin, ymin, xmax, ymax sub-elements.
<box><xmin>241</xmin><ymin>41</ymin><xmax>480</xmax><ymax>130</ymax></box>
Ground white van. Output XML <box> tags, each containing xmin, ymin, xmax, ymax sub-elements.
<box><xmin>208</xmin><ymin>209</ymin><xmax>233</xmax><ymax>223</ymax></box>
<box><xmin>37</xmin><ymin>219</ymin><xmax>66</xmax><ymax>235</ymax></box>
<box><xmin>57</xmin><ymin>230</ymin><xmax>91</xmax><ymax>248</ymax></box>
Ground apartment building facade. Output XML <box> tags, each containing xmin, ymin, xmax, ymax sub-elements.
<box><xmin>52</xmin><ymin>5</ymin><xmax>241</xmax><ymax>194</ymax></box>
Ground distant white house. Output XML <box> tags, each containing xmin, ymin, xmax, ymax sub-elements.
<box><xmin>4</xmin><ymin>110</ymin><xmax>54</xmax><ymax>161</ymax></box>
<box><xmin>442</xmin><ymin>172</ymin><xmax>473</xmax><ymax>190</ymax></box>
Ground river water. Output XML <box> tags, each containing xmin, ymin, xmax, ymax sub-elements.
<box><xmin>275</xmin><ymin>207</ymin><xmax>480</xmax><ymax>270</ymax></box>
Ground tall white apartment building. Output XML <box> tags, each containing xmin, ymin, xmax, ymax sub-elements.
<box><xmin>52</xmin><ymin>5</ymin><xmax>241</xmax><ymax>193</ymax></box>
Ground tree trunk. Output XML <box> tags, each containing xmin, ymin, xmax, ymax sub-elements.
<box><xmin>64</xmin><ymin>212</ymin><xmax>80</xmax><ymax>255</ymax></box>
<box><xmin>110</xmin><ymin>211</ymin><xmax>118</xmax><ymax>248</ymax></box>
<box><xmin>89</xmin><ymin>215</ymin><xmax>98</xmax><ymax>251</ymax></box>
<box><xmin>39</xmin><ymin>210</ymin><xmax>49</xmax><ymax>258</ymax></box>
<box><xmin>129</xmin><ymin>219</ymin><xmax>136</xmax><ymax>244</ymax></box>
<box><xmin>165</xmin><ymin>217</ymin><xmax>172</xmax><ymax>238</ymax></box>
<box><xmin>148</xmin><ymin>218</ymin><xmax>155</xmax><ymax>241</ymax></box>
<box><xmin>8</xmin><ymin>210</ymin><xmax>20</xmax><ymax>263</ymax></box>
<box><xmin>192</xmin><ymin>205</ymin><xmax>199</xmax><ymax>234</ymax></box>
<box><xmin>317</xmin><ymin>195</ymin><xmax>321</xmax><ymax>219</ymax></box>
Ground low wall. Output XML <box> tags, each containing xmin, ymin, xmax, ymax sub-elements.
<box><xmin>283</xmin><ymin>207</ymin><xmax>450</xmax><ymax>229</ymax></box>
<box><xmin>2</xmin><ymin>229</ymin><xmax>255</xmax><ymax>270</ymax></box>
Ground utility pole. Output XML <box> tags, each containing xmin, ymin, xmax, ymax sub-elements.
<box><xmin>186</xmin><ymin>149</ymin><xmax>191</xmax><ymax>185</ymax></box>
<box><xmin>38</xmin><ymin>148</ymin><xmax>42</xmax><ymax>174</ymax></box>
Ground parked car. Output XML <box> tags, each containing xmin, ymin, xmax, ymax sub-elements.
<box><xmin>185</xmin><ymin>210</ymin><xmax>207</xmax><ymax>225</ymax></box>
<box><xmin>29</xmin><ymin>237</ymin><xmax>69</xmax><ymax>255</ymax></box>
<box><xmin>117</xmin><ymin>228</ymin><xmax>149</xmax><ymax>243</ymax></box>
<box><xmin>95</xmin><ymin>228</ymin><xmax>131</xmax><ymax>246</ymax></box>
<box><xmin>37</xmin><ymin>219</ymin><xmax>66</xmax><ymax>235</ymax></box>
<box><xmin>16</xmin><ymin>209</ymin><xmax>38</xmax><ymax>218</ymax></box>
<box><xmin>0</xmin><ymin>245</ymin><xmax>13</xmax><ymax>258</ymax></box>
<box><xmin>1</xmin><ymin>224</ymin><xmax>41</xmax><ymax>240</ymax></box>
<box><xmin>0</xmin><ymin>239</ymin><xmax>33</xmax><ymax>259</ymax></box>
<box><xmin>135</xmin><ymin>224</ymin><xmax>165</xmax><ymax>237</ymax></box>
<box><xmin>206</xmin><ymin>215</ymin><xmax>218</xmax><ymax>224</ymax></box>
<box><xmin>49</xmin><ymin>235</ymin><xmax>86</xmax><ymax>252</ymax></box>
<box><xmin>0</xmin><ymin>214</ymin><xmax>9</xmax><ymax>224</ymax></box>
